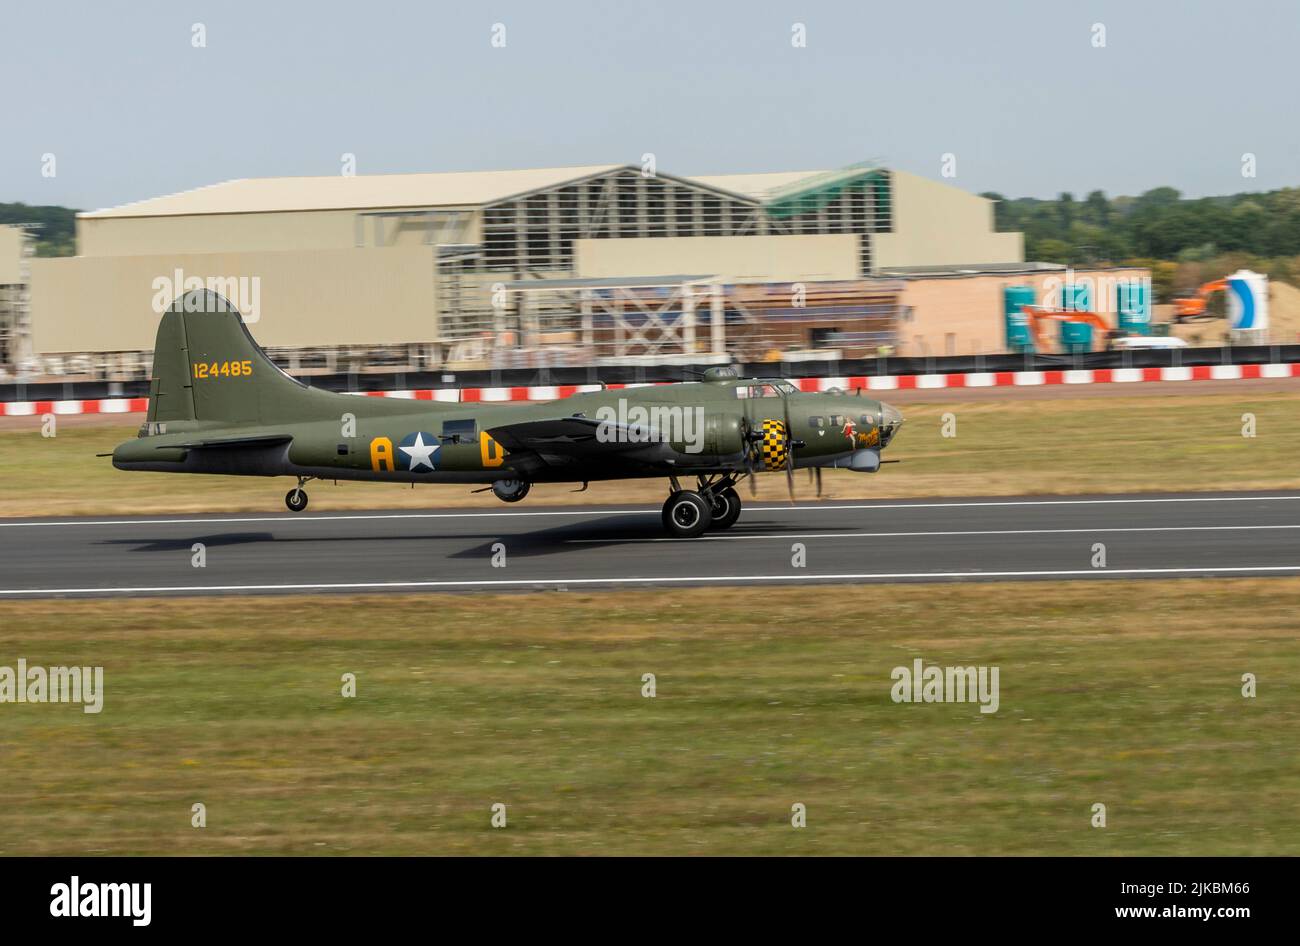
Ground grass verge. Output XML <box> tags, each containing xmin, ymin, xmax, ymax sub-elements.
<box><xmin>0</xmin><ymin>581</ymin><xmax>1295</xmax><ymax>855</ymax></box>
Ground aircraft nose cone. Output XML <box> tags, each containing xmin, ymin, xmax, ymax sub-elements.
<box><xmin>880</xmin><ymin>402</ymin><xmax>904</xmax><ymax>446</ymax></box>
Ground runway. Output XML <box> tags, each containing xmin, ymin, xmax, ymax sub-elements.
<box><xmin>1</xmin><ymin>491</ymin><xmax>1300</xmax><ymax>598</ymax></box>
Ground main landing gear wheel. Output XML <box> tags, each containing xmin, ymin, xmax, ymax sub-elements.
<box><xmin>285</xmin><ymin>488</ymin><xmax>308</xmax><ymax>512</ymax></box>
<box><xmin>707</xmin><ymin>486</ymin><xmax>742</xmax><ymax>530</ymax></box>
<box><xmin>492</xmin><ymin>479</ymin><xmax>531</xmax><ymax>503</ymax></box>
<box><xmin>661</xmin><ymin>490</ymin><xmax>712</xmax><ymax>539</ymax></box>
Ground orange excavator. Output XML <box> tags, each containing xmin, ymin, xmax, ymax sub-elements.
<box><xmin>1019</xmin><ymin>306</ymin><xmax>1112</xmax><ymax>352</ymax></box>
<box><xmin>1173</xmin><ymin>278</ymin><xmax>1227</xmax><ymax>322</ymax></box>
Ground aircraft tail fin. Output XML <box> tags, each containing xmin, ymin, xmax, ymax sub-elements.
<box><xmin>147</xmin><ymin>290</ymin><xmax>314</xmax><ymax>425</ymax></box>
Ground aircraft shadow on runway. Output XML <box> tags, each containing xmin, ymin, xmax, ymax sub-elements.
<box><xmin>101</xmin><ymin>532</ymin><xmax>277</xmax><ymax>553</ymax></box>
<box><xmin>93</xmin><ymin>512</ymin><xmax>860</xmax><ymax>560</ymax></box>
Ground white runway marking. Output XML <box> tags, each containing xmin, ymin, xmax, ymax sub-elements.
<box><xmin>1</xmin><ymin>494</ymin><xmax>1298</xmax><ymax>529</ymax></box>
<box><xmin>4</xmin><ymin>564</ymin><xmax>1300</xmax><ymax>596</ymax></box>
<box><xmin>568</xmin><ymin>523</ymin><xmax>1300</xmax><ymax>543</ymax></box>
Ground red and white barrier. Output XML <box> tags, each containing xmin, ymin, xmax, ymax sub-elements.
<box><xmin>0</xmin><ymin>397</ymin><xmax>151</xmax><ymax>417</ymax></box>
<box><xmin>2</xmin><ymin>362</ymin><xmax>1297</xmax><ymax>416</ymax></box>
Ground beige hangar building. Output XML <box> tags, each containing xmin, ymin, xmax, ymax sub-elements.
<box><xmin>23</xmin><ymin>163</ymin><xmax>1052</xmax><ymax>375</ymax></box>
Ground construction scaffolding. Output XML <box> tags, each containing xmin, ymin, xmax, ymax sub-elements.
<box><xmin>0</xmin><ymin>225</ymin><xmax>35</xmax><ymax>378</ymax></box>
<box><xmin>492</xmin><ymin>275</ymin><xmax>904</xmax><ymax>367</ymax></box>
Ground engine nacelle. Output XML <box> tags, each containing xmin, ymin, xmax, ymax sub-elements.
<box><xmin>751</xmin><ymin>419</ymin><xmax>790</xmax><ymax>471</ymax></box>
<box><xmin>666</xmin><ymin>412</ymin><xmax>746</xmax><ymax>458</ymax></box>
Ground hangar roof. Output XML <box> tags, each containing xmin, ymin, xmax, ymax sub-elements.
<box><xmin>81</xmin><ymin>165</ymin><xmax>883</xmax><ymax>221</ymax></box>
<box><xmin>81</xmin><ymin>164</ymin><xmax>627</xmax><ymax>219</ymax></box>
<box><xmin>687</xmin><ymin>171</ymin><xmax>829</xmax><ymax>201</ymax></box>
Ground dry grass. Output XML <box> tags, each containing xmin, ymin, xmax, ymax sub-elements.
<box><xmin>0</xmin><ymin>581</ymin><xmax>1296</xmax><ymax>855</ymax></box>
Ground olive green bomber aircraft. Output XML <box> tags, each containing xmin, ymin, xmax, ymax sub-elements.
<box><xmin>112</xmin><ymin>291</ymin><xmax>905</xmax><ymax>538</ymax></box>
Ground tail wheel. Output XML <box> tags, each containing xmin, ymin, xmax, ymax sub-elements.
<box><xmin>707</xmin><ymin>487</ymin><xmax>742</xmax><ymax>530</ymax></box>
<box><xmin>661</xmin><ymin>490</ymin><xmax>711</xmax><ymax>539</ymax></box>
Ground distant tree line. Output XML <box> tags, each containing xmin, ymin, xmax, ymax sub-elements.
<box><xmin>0</xmin><ymin>202</ymin><xmax>77</xmax><ymax>257</ymax></box>
<box><xmin>982</xmin><ymin>186</ymin><xmax>1300</xmax><ymax>299</ymax></box>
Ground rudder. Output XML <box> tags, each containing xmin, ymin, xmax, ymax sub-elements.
<box><xmin>147</xmin><ymin>290</ymin><xmax>309</xmax><ymax>425</ymax></box>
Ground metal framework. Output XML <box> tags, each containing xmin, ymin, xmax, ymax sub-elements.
<box><xmin>0</xmin><ymin>226</ymin><xmax>35</xmax><ymax>377</ymax></box>
<box><xmin>762</xmin><ymin>167</ymin><xmax>892</xmax><ymax>275</ymax></box>
<box><xmin>434</xmin><ymin>165</ymin><xmax>896</xmax><ymax>356</ymax></box>
<box><xmin>495</xmin><ymin>275</ymin><xmax>904</xmax><ymax>366</ymax></box>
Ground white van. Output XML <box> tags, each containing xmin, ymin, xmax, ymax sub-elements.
<box><xmin>1110</xmin><ymin>335</ymin><xmax>1190</xmax><ymax>351</ymax></box>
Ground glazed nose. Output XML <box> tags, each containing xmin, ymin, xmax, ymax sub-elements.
<box><xmin>879</xmin><ymin>403</ymin><xmax>904</xmax><ymax>445</ymax></box>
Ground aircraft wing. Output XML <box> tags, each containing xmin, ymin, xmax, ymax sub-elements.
<box><xmin>170</xmin><ymin>434</ymin><xmax>294</xmax><ymax>450</ymax></box>
<box><xmin>485</xmin><ymin>416</ymin><xmax>661</xmax><ymax>457</ymax></box>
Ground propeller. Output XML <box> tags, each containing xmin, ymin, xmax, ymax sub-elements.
<box><xmin>738</xmin><ymin>402</ymin><xmax>810</xmax><ymax>503</ymax></box>
<box><xmin>739</xmin><ymin>415</ymin><xmax>760</xmax><ymax>495</ymax></box>
<box><xmin>782</xmin><ymin>394</ymin><xmax>796</xmax><ymax>504</ymax></box>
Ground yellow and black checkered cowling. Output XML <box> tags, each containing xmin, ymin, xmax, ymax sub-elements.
<box><xmin>753</xmin><ymin>419</ymin><xmax>789</xmax><ymax>471</ymax></box>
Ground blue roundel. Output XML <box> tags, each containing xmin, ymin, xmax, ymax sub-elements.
<box><xmin>397</xmin><ymin>431</ymin><xmax>441</xmax><ymax>473</ymax></box>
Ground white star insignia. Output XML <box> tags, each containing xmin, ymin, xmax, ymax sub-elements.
<box><xmin>400</xmin><ymin>432</ymin><xmax>439</xmax><ymax>472</ymax></box>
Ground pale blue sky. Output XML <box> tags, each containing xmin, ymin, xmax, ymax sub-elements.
<box><xmin>3</xmin><ymin>0</ymin><xmax>1297</xmax><ymax>210</ymax></box>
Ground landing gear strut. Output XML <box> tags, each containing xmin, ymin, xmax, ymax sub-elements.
<box><xmin>285</xmin><ymin>476</ymin><xmax>311</xmax><ymax>512</ymax></box>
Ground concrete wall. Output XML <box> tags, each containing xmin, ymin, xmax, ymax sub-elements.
<box><xmin>575</xmin><ymin>234</ymin><xmax>860</xmax><ymax>282</ymax></box>
<box><xmin>78</xmin><ymin>207</ymin><xmax>481</xmax><ymax>257</ymax></box>
<box><xmin>31</xmin><ymin>246</ymin><xmax>439</xmax><ymax>354</ymax></box>
<box><xmin>0</xmin><ymin>226</ymin><xmax>27</xmax><ymax>284</ymax></box>
<box><xmin>872</xmin><ymin>171</ymin><xmax>1023</xmax><ymax>271</ymax></box>
<box><xmin>895</xmin><ymin>267</ymin><xmax>1150</xmax><ymax>356</ymax></box>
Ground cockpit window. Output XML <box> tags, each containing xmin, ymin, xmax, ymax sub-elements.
<box><xmin>736</xmin><ymin>383</ymin><xmax>782</xmax><ymax>399</ymax></box>
<box><xmin>735</xmin><ymin>380</ymin><xmax>796</xmax><ymax>398</ymax></box>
